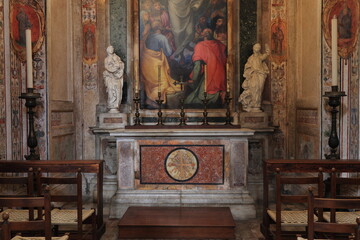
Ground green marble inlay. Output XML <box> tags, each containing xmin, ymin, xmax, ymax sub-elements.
<box><xmin>240</xmin><ymin>0</ymin><xmax>257</xmax><ymax>88</ymax></box>
<box><xmin>110</xmin><ymin>0</ymin><xmax>127</xmax><ymax>61</ymax></box>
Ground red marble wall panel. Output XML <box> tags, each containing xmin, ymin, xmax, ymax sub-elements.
<box><xmin>140</xmin><ymin>145</ymin><xmax>224</xmax><ymax>185</ymax></box>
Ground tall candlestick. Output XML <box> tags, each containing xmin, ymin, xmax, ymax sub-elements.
<box><xmin>204</xmin><ymin>64</ymin><xmax>207</xmax><ymax>92</ymax></box>
<box><xmin>331</xmin><ymin>16</ymin><xmax>338</xmax><ymax>86</ymax></box>
<box><xmin>134</xmin><ymin>61</ymin><xmax>139</xmax><ymax>93</ymax></box>
<box><xmin>226</xmin><ymin>62</ymin><xmax>230</xmax><ymax>92</ymax></box>
<box><xmin>25</xmin><ymin>29</ymin><xmax>33</xmax><ymax>89</ymax></box>
<box><xmin>158</xmin><ymin>65</ymin><xmax>161</xmax><ymax>93</ymax></box>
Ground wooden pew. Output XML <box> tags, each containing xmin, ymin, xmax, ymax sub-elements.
<box><xmin>265</xmin><ymin>168</ymin><xmax>324</xmax><ymax>239</ymax></box>
<box><xmin>299</xmin><ymin>187</ymin><xmax>360</xmax><ymax>240</ymax></box>
<box><xmin>262</xmin><ymin>159</ymin><xmax>360</xmax><ymax>240</ymax></box>
<box><xmin>36</xmin><ymin>168</ymin><xmax>96</xmax><ymax>240</ymax></box>
<box><xmin>0</xmin><ymin>168</ymin><xmax>38</xmax><ymax>222</ymax></box>
<box><xmin>0</xmin><ymin>160</ymin><xmax>104</xmax><ymax>239</ymax></box>
<box><xmin>0</xmin><ymin>187</ymin><xmax>69</xmax><ymax>240</ymax></box>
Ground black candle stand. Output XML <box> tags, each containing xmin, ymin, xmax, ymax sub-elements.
<box><xmin>19</xmin><ymin>88</ymin><xmax>41</xmax><ymax>160</ymax></box>
<box><xmin>156</xmin><ymin>92</ymin><xmax>164</xmax><ymax>125</ymax></box>
<box><xmin>133</xmin><ymin>92</ymin><xmax>141</xmax><ymax>125</ymax></box>
<box><xmin>179</xmin><ymin>98</ymin><xmax>186</xmax><ymax>126</ymax></box>
<box><xmin>323</xmin><ymin>86</ymin><xmax>346</xmax><ymax>159</ymax></box>
<box><xmin>202</xmin><ymin>92</ymin><xmax>209</xmax><ymax>125</ymax></box>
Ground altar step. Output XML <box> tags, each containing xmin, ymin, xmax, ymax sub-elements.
<box><xmin>118</xmin><ymin>206</ymin><xmax>236</xmax><ymax>239</ymax></box>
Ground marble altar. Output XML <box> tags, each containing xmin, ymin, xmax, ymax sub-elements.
<box><xmin>92</xmin><ymin>127</ymin><xmax>257</xmax><ymax>220</ymax></box>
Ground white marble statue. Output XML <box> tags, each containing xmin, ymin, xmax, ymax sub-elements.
<box><xmin>103</xmin><ymin>45</ymin><xmax>124</xmax><ymax>113</ymax></box>
<box><xmin>239</xmin><ymin>43</ymin><xmax>270</xmax><ymax>112</ymax></box>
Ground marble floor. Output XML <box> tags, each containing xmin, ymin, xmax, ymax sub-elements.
<box><xmin>100</xmin><ymin>208</ymin><xmax>264</xmax><ymax>240</ymax></box>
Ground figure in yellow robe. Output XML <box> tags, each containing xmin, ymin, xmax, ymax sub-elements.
<box><xmin>140</xmin><ymin>21</ymin><xmax>180</xmax><ymax>105</ymax></box>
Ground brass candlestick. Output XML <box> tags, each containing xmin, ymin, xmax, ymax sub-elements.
<box><xmin>133</xmin><ymin>92</ymin><xmax>141</xmax><ymax>125</ymax></box>
<box><xmin>156</xmin><ymin>92</ymin><xmax>164</xmax><ymax>125</ymax></box>
<box><xmin>224</xmin><ymin>91</ymin><xmax>232</xmax><ymax>125</ymax></box>
<box><xmin>19</xmin><ymin>88</ymin><xmax>41</xmax><ymax>160</ymax></box>
<box><xmin>323</xmin><ymin>85</ymin><xmax>346</xmax><ymax>159</ymax></box>
<box><xmin>202</xmin><ymin>92</ymin><xmax>209</xmax><ymax>125</ymax></box>
<box><xmin>179</xmin><ymin>98</ymin><xmax>186</xmax><ymax>126</ymax></box>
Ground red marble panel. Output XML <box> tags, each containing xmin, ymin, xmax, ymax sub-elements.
<box><xmin>140</xmin><ymin>145</ymin><xmax>224</xmax><ymax>184</ymax></box>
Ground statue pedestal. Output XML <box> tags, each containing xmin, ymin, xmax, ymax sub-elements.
<box><xmin>240</xmin><ymin>111</ymin><xmax>269</xmax><ymax>129</ymax></box>
<box><xmin>99</xmin><ymin>113</ymin><xmax>127</xmax><ymax>129</ymax></box>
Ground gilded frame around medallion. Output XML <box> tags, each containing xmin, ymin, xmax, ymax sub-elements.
<box><xmin>131</xmin><ymin>0</ymin><xmax>235</xmax><ymax>110</ymax></box>
<box><xmin>10</xmin><ymin>0</ymin><xmax>45</xmax><ymax>62</ymax></box>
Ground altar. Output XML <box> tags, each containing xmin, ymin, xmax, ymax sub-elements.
<box><xmin>92</xmin><ymin>126</ymin><xmax>257</xmax><ymax>220</ymax></box>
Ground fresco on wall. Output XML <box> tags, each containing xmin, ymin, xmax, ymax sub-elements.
<box><xmin>138</xmin><ymin>0</ymin><xmax>229</xmax><ymax>109</ymax></box>
<box><xmin>82</xmin><ymin>0</ymin><xmax>98</xmax><ymax>91</ymax></box>
<box><xmin>271</xmin><ymin>0</ymin><xmax>284</xmax><ymax>7</ymax></box>
<box><xmin>270</xmin><ymin>0</ymin><xmax>287</xmax><ymax>159</ymax></box>
<box><xmin>323</xmin><ymin>0</ymin><xmax>359</xmax><ymax>59</ymax></box>
<box><xmin>10</xmin><ymin>50</ymin><xmax>23</xmax><ymax>160</ymax></box>
<box><xmin>271</xmin><ymin>18</ymin><xmax>286</xmax><ymax>63</ymax></box>
<box><xmin>10</xmin><ymin>0</ymin><xmax>45</xmax><ymax>62</ymax></box>
<box><xmin>83</xmin><ymin>23</ymin><xmax>96</xmax><ymax>64</ymax></box>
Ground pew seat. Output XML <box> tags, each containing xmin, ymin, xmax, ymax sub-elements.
<box><xmin>50</xmin><ymin>209</ymin><xmax>95</xmax><ymax>226</ymax></box>
<box><xmin>0</xmin><ymin>209</ymin><xmax>39</xmax><ymax>222</ymax></box>
<box><xmin>0</xmin><ymin>188</ymin><xmax>69</xmax><ymax>240</ymax></box>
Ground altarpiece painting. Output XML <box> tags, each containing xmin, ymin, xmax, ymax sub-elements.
<box><xmin>132</xmin><ymin>0</ymin><xmax>234</xmax><ymax>110</ymax></box>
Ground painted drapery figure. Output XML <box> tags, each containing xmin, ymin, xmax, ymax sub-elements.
<box><xmin>141</xmin><ymin>20</ymin><xmax>181</xmax><ymax>108</ymax></box>
<box><xmin>139</xmin><ymin>0</ymin><xmax>228</xmax><ymax>109</ymax></box>
<box><xmin>184</xmin><ymin>28</ymin><xmax>226</xmax><ymax>107</ymax></box>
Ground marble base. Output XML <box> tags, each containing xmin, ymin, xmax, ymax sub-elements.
<box><xmin>110</xmin><ymin>189</ymin><xmax>256</xmax><ymax>220</ymax></box>
<box><xmin>99</xmin><ymin>113</ymin><xmax>127</xmax><ymax>129</ymax></box>
<box><xmin>240</xmin><ymin>112</ymin><xmax>269</xmax><ymax>129</ymax></box>
<box><xmin>103</xmin><ymin>175</ymin><xmax>118</xmax><ymax>203</ymax></box>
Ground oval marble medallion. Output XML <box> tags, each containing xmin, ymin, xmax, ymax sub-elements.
<box><xmin>165</xmin><ymin>148</ymin><xmax>199</xmax><ymax>182</ymax></box>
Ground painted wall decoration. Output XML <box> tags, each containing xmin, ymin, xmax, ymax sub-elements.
<box><xmin>137</xmin><ymin>0</ymin><xmax>230</xmax><ymax>109</ymax></box>
<box><xmin>270</xmin><ymin>18</ymin><xmax>286</xmax><ymax>63</ymax></box>
<box><xmin>323</xmin><ymin>0</ymin><xmax>359</xmax><ymax>59</ymax></box>
<box><xmin>270</xmin><ymin>0</ymin><xmax>287</xmax><ymax>159</ymax></box>
<box><xmin>83</xmin><ymin>23</ymin><xmax>96</xmax><ymax>64</ymax></box>
<box><xmin>272</xmin><ymin>0</ymin><xmax>284</xmax><ymax>7</ymax></box>
<box><xmin>82</xmin><ymin>0</ymin><xmax>97</xmax><ymax>90</ymax></box>
<box><xmin>0</xmin><ymin>0</ymin><xmax>5</xmax><ymax>160</ymax></box>
<box><xmin>10</xmin><ymin>50</ymin><xmax>23</xmax><ymax>160</ymax></box>
<box><xmin>10</xmin><ymin>0</ymin><xmax>45</xmax><ymax>62</ymax></box>
<box><xmin>140</xmin><ymin>145</ymin><xmax>224</xmax><ymax>185</ymax></box>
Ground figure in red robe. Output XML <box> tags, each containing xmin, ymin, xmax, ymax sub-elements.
<box><xmin>184</xmin><ymin>28</ymin><xmax>227</xmax><ymax>107</ymax></box>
